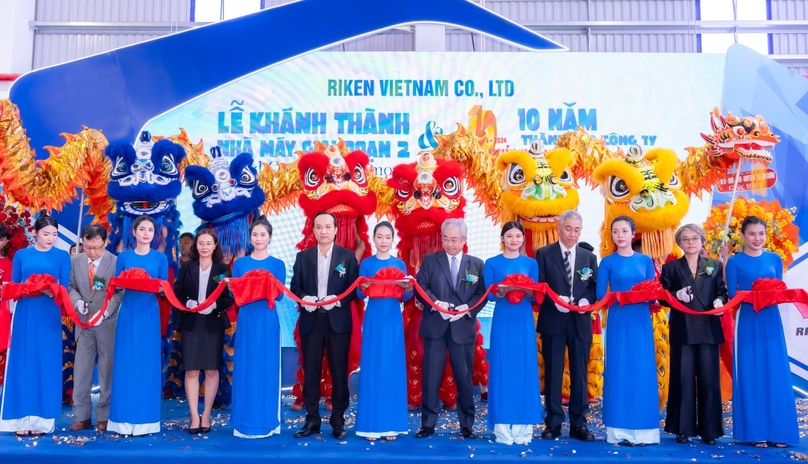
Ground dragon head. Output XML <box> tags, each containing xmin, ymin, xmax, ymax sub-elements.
<box><xmin>295</xmin><ymin>140</ymin><xmax>376</xmax><ymax>255</ymax></box>
<box><xmin>388</xmin><ymin>151</ymin><xmax>465</xmax><ymax>236</ymax></box>
<box><xmin>702</xmin><ymin>107</ymin><xmax>778</xmax><ymax>162</ymax></box>
<box><xmin>496</xmin><ymin>141</ymin><xmax>579</xmax><ymax>252</ymax></box>
<box><xmin>593</xmin><ymin>145</ymin><xmax>689</xmax><ymax>260</ymax></box>
<box><xmin>105</xmin><ymin>131</ymin><xmax>187</xmax><ymax>217</ymax></box>
<box><xmin>184</xmin><ymin>147</ymin><xmax>265</xmax><ymax>221</ymax></box>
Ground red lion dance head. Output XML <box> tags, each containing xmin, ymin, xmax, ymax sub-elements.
<box><xmin>387</xmin><ymin>151</ymin><xmax>466</xmax><ymax>270</ymax></box>
<box><xmin>295</xmin><ymin>141</ymin><xmax>376</xmax><ymax>259</ymax></box>
<box><xmin>387</xmin><ymin>150</ymin><xmax>484</xmax><ymax>409</ymax></box>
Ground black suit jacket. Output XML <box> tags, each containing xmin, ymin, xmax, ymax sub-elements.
<box><xmin>660</xmin><ymin>257</ymin><xmax>727</xmax><ymax>345</ymax></box>
<box><xmin>290</xmin><ymin>244</ymin><xmax>359</xmax><ymax>336</ymax></box>
<box><xmin>173</xmin><ymin>260</ymin><xmax>234</xmax><ymax>333</ymax></box>
<box><xmin>415</xmin><ymin>251</ymin><xmax>486</xmax><ymax>345</ymax></box>
<box><xmin>535</xmin><ymin>242</ymin><xmax>598</xmax><ymax>342</ymax></box>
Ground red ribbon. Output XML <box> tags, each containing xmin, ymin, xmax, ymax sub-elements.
<box><xmin>500</xmin><ymin>274</ymin><xmax>535</xmax><ymax>304</ymax></box>
<box><xmin>3</xmin><ymin>270</ymin><xmax>806</xmax><ymax>352</ymax></box>
<box><xmin>361</xmin><ymin>268</ymin><xmax>408</xmax><ymax>299</ymax></box>
<box><xmin>97</xmin><ymin>267</ymin><xmax>228</xmax><ymax>318</ymax></box>
<box><xmin>228</xmin><ymin>269</ymin><xmax>285</xmax><ymax>308</ymax></box>
<box><xmin>0</xmin><ymin>274</ymin><xmax>103</xmax><ymax>350</ymax></box>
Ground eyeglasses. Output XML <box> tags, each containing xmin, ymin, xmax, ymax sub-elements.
<box><xmin>83</xmin><ymin>245</ymin><xmax>105</xmax><ymax>251</ymax></box>
<box><xmin>680</xmin><ymin>236</ymin><xmax>702</xmax><ymax>244</ymax></box>
<box><xmin>441</xmin><ymin>236</ymin><xmax>463</xmax><ymax>244</ymax></box>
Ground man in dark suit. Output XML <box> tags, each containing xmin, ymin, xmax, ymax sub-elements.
<box><xmin>659</xmin><ymin>224</ymin><xmax>726</xmax><ymax>445</ymax></box>
<box><xmin>414</xmin><ymin>219</ymin><xmax>486</xmax><ymax>439</ymax></box>
<box><xmin>290</xmin><ymin>211</ymin><xmax>359</xmax><ymax>440</ymax></box>
<box><xmin>536</xmin><ymin>210</ymin><xmax>597</xmax><ymax>441</ymax></box>
<box><xmin>67</xmin><ymin>224</ymin><xmax>122</xmax><ymax>432</ymax></box>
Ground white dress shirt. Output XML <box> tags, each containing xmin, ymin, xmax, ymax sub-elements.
<box><xmin>197</xmin><ymin>264</ymin><xmax>212</xmax><ymax>303</ymax></box>
<box><xmin>316</xmin><ymin>244</ymin><xmax>334</xmax><ymax>299</ymax></box>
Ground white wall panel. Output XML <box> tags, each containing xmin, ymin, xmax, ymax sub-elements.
<box><xmin>486</xmin><ymin>0</ymin><xmax>588</xmax><ymax>21</ymax></box>
<box><xmin>27</xmin><ymin>0</ymin><xmax>798</xmax><ymax>71</ymax></box>
<box><xmin>592</xmin><ymin>33</ymin><xmax>697</xmax><ymax>52</ymax></box>
<box><xmin>33</xmin><ymin>33</ymin><xmax>162</xmax><ymax>68</ymax></box>
<box><xmin>769</xmin><ymin>0</ymin><xmax>808</xmax><ymax>19</ymax></box>
<box><xmin>480</xmin><ymin>0</ymin><xmax>697</xmax><ymax>52</ymax></box>
<box><xmin>324</xmin><ymin>33</ymin><xmax>413</xmax><ymax>52</ymax></box>
<box><xmin>447</xmin><ymin>33</ymin><xmax>587</xmax><ymax>52</ymax></box>
<box><xmin>36</xmin><ymin>0</ymin><xmax>190</xmax><ymax>22</ymax></box>
<box><xmin>588</xmin><ymin>0</ymin><xmax>695</xmax><ymax>20</ymax></box>
<box><xmin>770</xmin><ymin>0</ymin><xmax>808</xmax><ymax>60</ymax></box>
<box><xmin>261</xmin><ymin>0</ymin><xmax>297</xmax><ymax>7</ymax></box>
<box><xmin>773</xmin><ymin>33</ymin><xmax>808</xmax><ymax>55</ymax></box>
<box><xmin>484</xmin><ymin>0</ymin><xmax>696</xmax><ymax>21</ymax></box>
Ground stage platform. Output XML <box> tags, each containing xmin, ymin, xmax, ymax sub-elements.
<box><xmin>0</xmin><ymin>396</ymin><xmax>806</xmax><ymax>463</ymax></box>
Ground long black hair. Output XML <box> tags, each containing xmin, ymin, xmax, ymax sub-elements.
<box><xmin>250</xmin><ymin>215</ymin><xmax>273</xmax><ymax>235</ymax></box>
<box><xmin>133</xmin><ymin>215</ymin><xmax>157</xmax><ymax>231</ymax></box>
<box><xmin>34</xmin><ymin>209</ymin><xmax>58</xmax><ymax>232</ymax></box>
<box><xmin>500</xmin><ymin>220</ymin><xmax>524</xmax><ymax>237</ymax></box>
<box><xmin>740</xmin><ymin>215</ymin><xmax>766</xmax><ymax>233</ymax></box>
<box><xmin>610</xmin><ymin>215</ymin><xmax>636</xmax><ymax>233</ymax></box>
<box><xmin>373</xmin><ymin>221</ymin><xmax>394</xmax><ymax>237</ymax></box>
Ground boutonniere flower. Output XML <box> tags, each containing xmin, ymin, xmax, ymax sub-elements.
<box><xmin>577</xmin><ymin>267</ymin><xmax>593</xmax><ymax>281</ymax></box>
<box><xmin>464</xmin><ymin>267</ymin><xmax>479</xmax><ymax>286</ymax></box>
<box><xmin>212</xmin><ymin>271</ymin><xmax>230</xmax><ymax>283</ymax></box>
<box><xmin>335</xmin><ymin>261</ymin><xmax>346</xmax><ymax>278</ymax></box>
<box><xmin>698</xmin><ymin>260</ymin><xmax>716</xmax><ymax>276</ymax></box>
<box><xmin>92</xmin><ymin>276</ymin><xmax>106</xmax><ymax>291</ymax></box>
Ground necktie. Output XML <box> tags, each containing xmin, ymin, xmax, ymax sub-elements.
<box><xmin>450</xmin><ymin>256</ymin><xmax>459</xmax><ymax>289</ymax></box>
<box><xmin>564</xmin><ymin>250</ymin><xmax>573</xmax><ymax>289</ymax></box>
<box><xmin>88</xmin><ymin>261</ymin><xmax>95</xmax><ymax>285</ymax></box>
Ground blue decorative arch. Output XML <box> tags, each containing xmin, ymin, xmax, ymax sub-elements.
<box><xmin>10</xmin><ymin>0</ymin><xmax>564</xmax><ymax>152</ymax></box>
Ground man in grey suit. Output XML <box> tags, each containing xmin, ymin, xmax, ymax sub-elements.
<box><xmin>414</xmin><ymin>219</ymin><xmax>486</xmax><ymax>439</ymax></box>
<box><xmin>68</xmin><ymin>224</ymin><xmax>122</xmax><ymax>432</ymax></box>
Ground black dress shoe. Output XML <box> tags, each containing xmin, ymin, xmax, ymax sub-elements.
<box><xmin>675</xmin><ymin>434</ymin><xmax>689</xmax><ymax>444</ymax></box>
<box><xmin>294</xmin><ymin>422</ymin><xmax>321</xmax><ymax>438</ymax></box>
<box><xmin>460</xmin><ymin>427</ymin><xmax>476</xmax><ymax>439</ymax></box>
<box><xmin>541</xmin><ymin>426</ymin><xmax>561</xmax><ymax>440</ymax></box>
<box><xmin>569</xmin><ymin>426</ymin><xmax>595</xmax><ymax>442</ymax></box>
<box><xmin>414</xmin><ymin>426</ymin><xmax>434</xmax><ymax>438</ymax></box>
<box><xmin>188</xmin><ymin>427</ymin><xmax>200</xmax><ymax>435</ymax></box>
<box><xmin>200</xmin><ymin>426</ymin><xmax>211</xmax><ymax>434</ymax></box>
<box><xmin>332</xmin><ymin>426</ymin><xmax>347</xmax><ymax>440</ymax></box>
<box><xmin>702</xmin><ymin>436</ymin><xmax>716</xmax><ymax>445</ymax></box>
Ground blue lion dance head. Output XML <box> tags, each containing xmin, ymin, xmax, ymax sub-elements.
<box><xmin>184</xmin><ymin>147</ymin><xmax>265</xmax><ymax>258</ymax></box>
<box><xmin>105</xmin><ymin>131</ymin><xmax>187</xmax><ymax>266</ymax></box>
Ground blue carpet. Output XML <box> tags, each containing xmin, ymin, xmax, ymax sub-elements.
<box><xmin>0</xmin><ymin>396</ymin><xmax>806</xmax><ymax>463</ymax></box>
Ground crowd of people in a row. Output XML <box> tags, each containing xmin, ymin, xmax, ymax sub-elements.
<box><xmin>0</xmin><ymin>210</ymin><xmax>799</xmax><ymax>450</ymax></box>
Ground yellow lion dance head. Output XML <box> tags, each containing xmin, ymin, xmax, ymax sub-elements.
<box><xmin>496</xmin><ymin>141</ymin><xmax>579</xmax><ymax>255</ymax></box>
<box><xmin>593</xmin><ymin>145</ymin><xmax>689</xmax><ymax>260</ymax></box>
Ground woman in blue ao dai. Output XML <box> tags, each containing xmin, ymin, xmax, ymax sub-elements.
<box><xmin>231</xmin><ymin>216</ymin><xmax>286</xmax><ymax>438</ymax></box>
<box><xmin>726</xmin><ymin>216</ymin><xmax>799</xmax><ymax>449</ymax></box>
<box><xmin>483</xmin><ymin>221</ymin><xmax>541</xmax><ymax>446</ymax></box>
<box><xmin>108</xmin><ymin>215</ymin><xmax>168</xmax><ymax>436</ymax></box>
<box><xmin>355</xmin><ymin>221</ymin><xmax>413</xmax><ymax>441</ymax></box>
<box><xmin>0</xmin><ymin>212</ymin><xmax>70</xmax><ymax>436</ymax></box>
<box><xmin>596</xmin><ymin>216</ymin><xmax>659</xmax><ymax>446</ymax></box>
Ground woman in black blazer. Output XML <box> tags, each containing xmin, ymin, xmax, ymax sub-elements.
<box><xmin>660</xmin><ymin>224</ymin><xmax>728</xmax><ymax>446</ymax></box>
<box><xmin>173</xmin><ymin>229</ymin><xmax>234</xmax><ymax>435</ymax></box>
